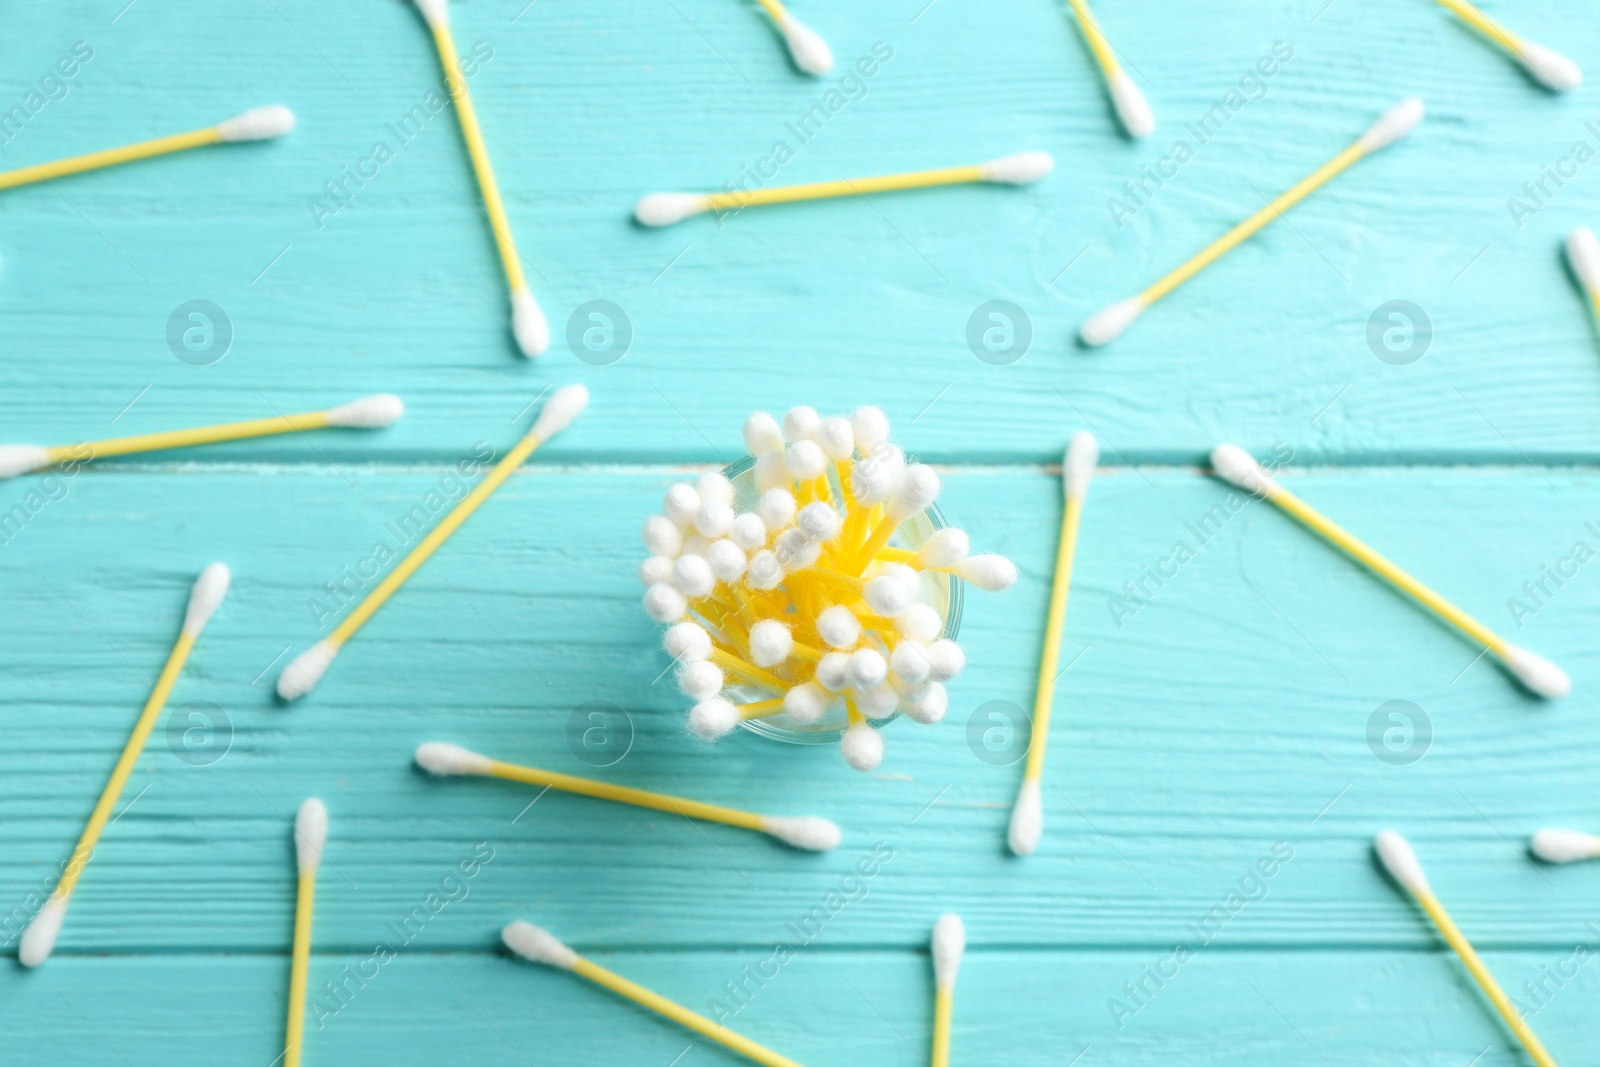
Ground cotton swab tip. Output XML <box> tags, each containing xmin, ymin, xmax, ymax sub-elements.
<box><xmin>977</xmin><ymin>151</ymin><xmax>1055</xmax><ymax>185</ymax></box>
<box><xmin>1375</xmin><ymin>830</ymin><xmax>1431</xmax><ymax>896</ymax></box>
<box><xmin>324</xmin><ymin>394</ymin><xmax>404</xmax><ymax>428</ymax></box>
<box><xmin>1064</xmin><ymin>431</ymin><xmax>1099</xmax><ymax>500</ymax></box>
<box><xmin>840</xmin><ymin>723</ymin><xmax>883</xmax><ymax>771</ymax></box>
<box><xmin>761</xmin><ymin>815</ymin><xmax>842</xmax><ymax>852</ymax></box>
<box><xmin>689</xmin><ymin>698</ymin><xmax>740</xmax><ymax>741</ymax></box>
<box><xmin>1109</xmin><ymin>73</ymin><xmax>1155</xmax><ymax>139</ymax></box>
<box><xmin>1209</xmin><ymin>443</ymin><xmax>1278</xmax><ymax>496</ymax></box>
<box><xmin>901</xmin><ymin>681</ymin><xmax>948</xmax><ymax>724</ymax></box>
<box><xmin>1498</xmin><ymin>644</ymin><xmax>1571</xmax><ymax>699</ymax></box>
<box><xmin>216</xmin><ymin>105</ymin><xmax>296</xmax><ymax>142</ymax></box>
<box><xmin>415</xmin><ymin>741</ymin><xmax>494</xmax><ymax>776</ymax></box>
<box><xmin>182</xmin><ymin>562</ymin><xmax>231</xmax><ymax>637</ymax></box>
<box><xmin>1357</xmin><ymin>98</ymin><xmax>1424</xmax><ymax>153</ymax></box>
<box><xmin>277</xmin><ymin>639</ymin><xmax>339</xmax><ymax>701</ymax></box>
<box><xmin>635</xmin><ymin>193</ymin><xmax>709</xmax><ymax>227</ymax></box>
<box><xmin>1531</xmin><ymin>828</ymin><xmax>1600</xmax><ymax>864</ymax></box>
<box><xmin>932</xmin><ymin>913</ymin><xmax>966</xmax><ymax>988</ymax></box>
<box><xmin>0</xmin><ymin>445</ymin><xmax>48</xmax><ymax>479</ymax></box>
<box><xmin>778</xmin><ymin>13</ymin><xmax>834</xmax><ymax>75</ymax></box>
<box><xmin>663</xmin><ymin>621</ymin><xmax>713</xmax><ymax>663</ymax></box>
<box><xmin>951</xmin><ymin>554</ymin><xmax>1018</xmax><ymax>592</ymax></box>
<box><xmin>1008</xmin><ymin>778</ymin><xmax>1042</xmax><ymax>856</ymax></box>
<box><xmin>1566</xmin><ymin>227</ymin><xmax>1600</xmax><ymax>293</ymax></box>
<box><xmin>414</xmin><ymin>0</ymin><xmax>449</xmax><ymax>28</ymax></box>
<box><xmin>510</xmin><ymin>289</ymin><xmax>549</xmax><ymax>358</ymax></box>
<box><xmin>18</xmin><ymin>895</ymin><xmax>67</xmax><ymax>968</ymax></box>
<box><xmin>531</xmin><ymin>384</ymin><xmax>589</xmax><ymax>442</ymax></box>
<box><xmin>783</xmin><ymin>682</ymin><xmax>829</xmax><ymax>725</ymax></box>
<box><xmin>503</xmin><ymin>921</ymin><xmax>579</xmax><ymax>969</ymax></box>
<box><xmin>644</xmin><ymin>582</ymin><xmax>689</xmax><ymax>623</ymax></box>
<box><xmin>294</xmin><ymin>797</ymin><xmax>328</xmax><ymax>874</ymax></box>
<box><xmin>1516</xmin><ymin>41</ymin><xmax>1583</xmax><ymax>91</ymax></box>
<box><xmin>916</xmin><ymin>527</ymin><xmax>969</xmax><ymax>569</ymax></box>
<box><xmin>1079</xmin><ymin>297</ymin><xmax>1146</xmax><ymax>346</ymax></box>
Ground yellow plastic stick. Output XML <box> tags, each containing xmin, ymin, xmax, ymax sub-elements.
<box><xmin>1434</xmin><ymin>0</ymin><xmax>1522</xmax><ymax>52</ymax></box>
<box><xmin>49</xmin><ymin>411</ymin><xmax>327</xmax><ymax>463</ymax></box>
<box><xmin>708</xmin><ymin>648</ymin><xmax>789</xmax><ymax>692</ymax></box>
<box><xmin>284</xmin><ymin>798</ymin><xmax>326</xmax><ymax>1067</ymax></box>
<box><xmin>487</xmin><ymin>758</ymin><xmax>764</xmax><ymax>830</ymax></box>
<box><xmin>1065</xmin><ymin>0</ymin><xmax>1122</xmax><ymax>78</ymax></box>
<box><xmin>932</xmin><ymin>988</ymin><xmax>954</xmax><ymax>1067</ymax></box>
<box><xmin>708</xmin><ymin>164</ymin><xmax>982</xmax><ymax>212</ymax></box>
<box><xmin>930</xmin><ymin>913</ymin><xmax>965</xmax><ymax>1067</ymax></box>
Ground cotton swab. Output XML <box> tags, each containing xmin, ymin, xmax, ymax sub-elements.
<box><xmin>276</xmin><ymin>384</ymin><xmax>588</xmax><ymax>701</ymax></box>
<box><xmin>1531</xmin><ymin>828</ymin><xmax>1600</xmax><ymax>864</ymax></box>
<box><xmin>1211</xmin><ymin>444</ymin><xmax>1569</xmax><ymax>699</ymax></box>
<box><xmin>1065</xmin><ymin>0</ymin><xmax>1153</xmax><ymax>137</ymax></box>
<box><xmin>1434</xmin><ymin>0</ymin><xmax>1582</xmax><ymax>91</ymax></box>
<box><xmin>0</xmin><ymin>106</ymin><xmax>294</xmax><ymax>193</ymax></box>
<box><xmin>1376</xmin><ymin>832</ymin><xmax>1562</xmax><ymax>1067</ymax></box>
<box><xmin>283</xmin><ymin>798</ymin><xmax>326</xmax><ymax>1067</ymax></box>
<box><xmin>0</xmin><ymin>395</ymin><xmax>403</xmax><ymax>480</ymax></box>
<box><xmin>18</xmin><ymin>563</ymin><xmax>230</xmax><ymax>968</ymax></box>
<box><xmin>415</xmin><ymin>742</ymin><xmax>840</xmax><ymax>850</ymax></box>
<box><xmin>1080</xmin><ymin>98</ymin><xmax>1424</xmax><ymax>346</ymax></box>
<box><xmin>635</xmin><ymin>152</ymin><xmax>1054</xmax><ymax>226</ymax></box>
<box><xmin>1009</xmin><ymin>432</ymin><xmax>1097</xmax><ymax>857</ymax></box>
<box><xmin>931</xmin><ymin>914</ymin><xmax>965</xmax><ymax>1067</ymax></box>
<box><xmin>503</xmin><ymin>922</ymin><xmax>811</xmax><ymax>1067</ymax></box>
<box><xmin>755</xmin><ymin>0</ymin><xmax>833</xmax><ymax>75</ymax></box>
<box><xmin>1565</xmin><ymin>227</ymin><xmax>1600</xmax><ymax>323</ymax></box>
<box><xmin>412</xmin><ymin>0</ymin><xmax>547</xmax><ymax>357</ymax></box>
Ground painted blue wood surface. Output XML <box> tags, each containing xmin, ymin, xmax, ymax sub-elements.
<box><xmin>4</xmin><ymin>1</ymin><xmax>1600</xmax><ymax>1064</ymax></box>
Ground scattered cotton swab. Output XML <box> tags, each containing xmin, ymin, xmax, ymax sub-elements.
<box><xmin>635</xmin><ymin>153</ymin><xmax>1053</xmax><ymax>226</ymax></box>
<box><xmin>283</xmin><ymin>798</ymin><xmax>327</xmax><ymax>1067</ymax></box>
<box><xmin>1211</xmin><ymin>443</ymin><xmax>1569</xmax><ymax>699</ymax></box>
<box><xmin>0</xmin><ymin>106</ymin><xmax>293</xmax><ymax>194</ymax></box>
<box><xmin>931</xmin><ymin>914</ymin><xmax>965</xmax><ymax>1067</ymax></box>
<box><xmin>1565</xmin><ymin>226</ymin><xmax>1600</xmax><ymax>324</ymax></box>
<box><xmin>416</xmin><ymin>742</ymin><xmax>839</xmax><ymax>850</ymax></box>
<box><xmin>1080</xmin><ymin>99</ymin><xmax>1423</xmax><ymax>346</ymax></box>
<box><xmin>1531</xmin><ymin>828</ymin><xmax>1600</xmax><ymax>864</ymax></box>
<box><xmin>0</xmin><ymin>395</ymin><xmax>403</xmax><ymax>480</ymax></box>
<box><xmin>1010</xmin><ymin>432</ymin><xmax>1097</xmax><ymax>856</ymax></box>
<box><xmin>277</xmin><ymin>385</ymin><xmax>588</xmax><ymax>701</ymax></box>
<box><xmin>1434</xmin><ymin>0</ymin><xmax>1581</xmax><ymax>90</ymax></box>
<box><xmin>1064</xmin><ymin>0</ymin><xmax>1153</xmax><ymax>137</ymax></box>
<box><xmin>504</xmin><ymin>921</ymin><xmax>813</xmax><ymax>1067</ymax></box>
<box><xmin>753</xmin><ymin>0</ymin><xmax>832</xmax><ymax>75</ymax></box>
<box><xmin>1376</xmin><ymin>832</ymin><xmax>1563</xmax><ymax>1067</ymax></box>
<box><xmin>19</xmin><ymin>563</ymin><xmax>230</xmax><ymax>967</ymax></box>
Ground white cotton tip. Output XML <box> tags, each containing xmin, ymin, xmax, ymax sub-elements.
<box><xmin>413</xmin><ymin>0</ymin><xmax>449</xmax><ymax>28</ymax></box>
<box><xmin>916</xmin><ymin>528</ymin><xmax>969</xmax><ymax>569</ymax></box>
<box><xmin>295</xmin><ymin>797</ymin><xmax>328</xmax><ymax>875</ymax></box>
<box><xmin>816</xmin><ymin>417</ymin><xmax>855</xmax><ymax>461</ymax></box>
<box><xmin>774</xmin><ymin>528</ymin><xmax>822</xmax><ymax>569</ymax></box>
<box><xmin>18</xmin><ymin>895</ymin><xmax>67</xmax><ymax>968</ymax></box>
<box><xmin>743</xmin><ymin>411</ymin><xmax>786</xmax><ymax>455</ymax></box>
<box><xmin>901</xmin><ymin>681</ymin><xmax>947</xmax><ymax>724</ymax></box>
<box><xmin>322</xmin><ymin>393</ymin><xmax>404</xmax><ymax>429</ymax></box>
<box><xmin>730</xmin><ymin>513</ymin><xmax>768</xmax><ymax>552</ymax></box>
<box><xmin>277</xmin><ymin>640</ymin><xmax>339</xmax><ymax>701</ymax></box>
<box><xmin>859</xmin><ymin>682</ymin><xmax>902</xmax><ymax>717</ymax></box>
<box><xmin>671</xmin><ymin>554</ymin><xmax>716</xmax><ymax>598</ymax></box>
<box><xmin>0</xmin><ymin>445</ymin><xmax>49</xmax><ymax>479</ymax></box>
<box><xmin>758</xmin><ymin>488</ymin><xmax>798</xmax><ymax>531</ymax></box>
<box><xmin>503</xmin><ymin>921</ymin><xmax>579</xmax><ymax>970</ymax></box>
<box><xmin>182</xmin><ymin>562</ymin><xmax>231</xmax><ymax>637</ymax></box>
<box><xmin>1499</xmin><ymin>644</ymin><xmax>1571</xmax><ymax>699</ymax></box>
<box><xmin>1064</xmin><ymin>431</ymin><xmax>1099</xmax><ymax>500</ymax></box>
<box><xmin>932</xmin><ymin>913</ymin><xmax>966</xmax><ymax>989</ymax></box>
<box><xmin>1209</xmin><ymin>443</ymin><xmax>1278</xmax><ymax>497</ymax></box>
<box><xmin>782</xmin><ymin>405</ymin><xmax>821</xmax><ymax>442</ymax></box>
<box><xmin>815</xmin><ymin>651</ymin><xmax>852</xmax><ymax>691</ymax></box>
<box><xmin>707</xmin><ymin>539</ymin><xmax>748</xmax><ymax>582</ymax></box>
<box><xmin>840</xmin><ymin>723</ymin><xmax>884</xmax><ymax>771</ymax></box>
<box><xmin>783</xmin><ymin>682</ymin><xmax>830</xmax><ymax>724</ymax></box>
<box><xmin>865</xmin><ymin>572</ymin><xmax>918</xmax><ymax>617</ymax></box>
<box><xmin>749</xmin><ymin>619</ymin><xmax>794</xmax><ymax>667</ymax></box>
<box><xmin>890</xmin><ymin>640</ymin><xmax>931</xmax><ymax>685</ymax></box>
<box><xmin>977</xmin><ymin>151</ymin><xmax>1054</xmax><ymax>184</ymax></box>
<box><xmin>1567</xmin><ymin>227</ymin><xmax>1600</xmax><ymax>294</ymax></box>
<box><xmin>510</xmin><ymin>289</ymin><xmax>549</xmax><ymax>357</ymax></box>
<box><xmin>634</xmin><ymin>193</ymin><xmax>709</xmax><ymax>227</ymax></box>
<box><xmin>415</xmin><ymin>741</ymin><xmax>494</xmax><ymax>776</ymax></box>
<box><xmin>1008</xmin><ymin>778</ymin><xmax>1043</xmax><ymax>856</ymax></box>
<box><xmin>778</xmin><ymin>12</ymin><xmax>833</xmax><ymax>75</ymax></box>
<box><xmin>950</xmin><ymin>554</ymin><xmax>1017</xmax><ymax>591</ymax></box>
<box><xmin>1531</xmin><ymin>829</ymin><xmax>1600</xmax><ymax>864</ymax></box>
<box><xmin>640</xmin><ymin>556</ymin><xmax>674</xmax><ymax>586</ymax></box>
<box><xmin>1516</xmin><ymin>41</ymin><xmax>1582</xmax><ymax>92</ymax></box>
<box><xmin>851</xmin><ymin>406</ymin><xmax>891</xmax><ymax>451</ymax></box>
<box><xmin>1375</xmin><ymin>830</ymin><xmax>1431</xmax><ymax>896</ymax></box>
<box><xmin>216</xmin><ymin>104</ymin><xmax>296</xmax><ymax>142</ymax></box>
<box><xmin>1357</xmin><ymin>98</ymin><xmax>1424</xmax><ymax>153</ymax></box>
<box><xmin>848</xmin><ymin>649</ymin><xmax>889</xmax><ymax>691</ymax></box>
<box><xmin>689</xmin><ymin>697</ymin><xmax>740</xmax><ymax>740</ymax></box>
<box><xmin>663</xmin><ymin>621</ymin><xmax>712</xmax><ymax>663</ymax></box>
<box><xmin>746</xmin><ymin>549</ymin><xmax>784</xmax><ymax>590</ymax></box>
<box><xmin>531</xmin><ymin>384</ymin><xmax>588</xmax><ymax>441</ymax></box>
<box><xmin>852</xmin><ymin>445</ymin><xmax>904</xmax><ymax>505</ymax></box>
<box><xmin>889</xmin><ymin>465</ymin><xmax>941</xmax><ymax>520</ymax></box>
<box><xmin>677</xmin><ymin>660</ymin><xmax>725</xmax><ymax>701</ymax></box>
<box><xmin>1108</xmin><ymin>72</ymin><xmax>1155</xmax><ymax>139</ymax></box>
<box><xmin>926</xmin><ymin>639</ymin><xmax>965</xmax><ymax>683</ymax></box>
<box><xmin>762</xmin><ymin>815</ymin><xmax>842</xmax><ymax>852</ymax></box>
<box><xmin>642</xmin><ymin>514</ymin><xmax>685</xmax><ymax>558</ymax></box>
<box><xmin>1079</xmin><ymin>296</ymin><xmax>1146</xmax><ymax>347</ymax></box>
<box><xmin>786</xmin><ymin>439</ymin><xmax>828</xmax><ymax>482</ymax></box>
<box><xmin>896</xmin><ymin>603</ymin><xmax>944</xmax><ymax>643</ymax></box>
<box><xmin>694</xmin><ymin>499</ymin><xmax>735</xmax><ymax>540</ymax></box>
<box><xmin>754</xmin><ymin>450</ymin><xmax>789</xmax><ymax>493</ymax></box>
<box><xmin>643</xmin><ymin>582</ymin><xmax>689</xmax><ymax>623</ymax></box>
<box><xmin>663</xmin><ymin>483</ymin><xmax>701</xmax><ymax>528</ymax></box>
<box><xmin>798</xmin><ymin>502</ymin><xmax>842</xmax><ymax>543</ymax></box>
<box><xmin>697</xmin><ymin>471</ymin><xmax>735</xmax><ymax>506</ymax></box>
<box><xmin>817</xmin><ymin>605</ymin><xmax>863</xmax><ymax>650</ymax></box>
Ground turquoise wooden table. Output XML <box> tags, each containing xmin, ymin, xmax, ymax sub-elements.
<box><xmin>5</xmin><ymin>0</ymin><xmax>1600</xmax><ymax>1063</ymax></box>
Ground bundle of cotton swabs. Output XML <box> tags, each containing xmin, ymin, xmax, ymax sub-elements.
<box><xmin>639</xmin><ymin>406</ymin><xmax>1016</xmax><ymax>772</ymax></box>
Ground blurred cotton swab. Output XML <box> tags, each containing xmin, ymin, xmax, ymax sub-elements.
<box><xmin>504</xmin><ymin>922</ymin><xmax>812</xmax><ymax>1067</ymax></box>
<box><xmin>931</xmin><ymin>914</ymin><xmax>965</xmax><ymax>1067</ymax></box>
<box><xmin>276</xmin><ymin>385</ymin><xmax>587</xmax><ymax>701</ymax></box>
<box><xmin>413</xmin><ymin>0</ymin><xmax>547</xmax><ymax>356</ymax></box>
<box><xmin>0</xmin><ymin>106</ymin><xmax>293</xmax><ymax>193</ymax></box>
<box><xmin>1532</xmin><ymin>828</ymin><xmax>1600</xmax><ymax>864</ymax></box>
<box><xmin>0</xmin><ymin>394</ymin><xmax>403</xmax><ymax>479</ymax></box>
<box><xmin>1565</xmin><ymin>227</ymin><xmax>1600</xmax><ymax>323</ymax></box>
<box><xmin>1065</xmin><ymin>0</ymin><xmax>1153</xmax><ymax>137</ymax></box>
<box><xmin>1010</xmin><ymin>432</ymin><xmax>1097</xmax><ymax>856</ymax></box>
<box><xmin>19</xmin><ymin>564</ymin><xmax>230</xmax><ymax>968</ymax></box>
<box><xmin>635</xmin><ymin>152</ymin><xmax>1053</xmax><ymax>226</ymax></box>
<box><xmin>755</xmin><ymin>0</ymin><xmax>832</xmax><ymax>75</ymax></box>
<box><xmin>1434</xmin><ymin>0</ymin><xmax>1581</xmax><ymax>90</ymax></box>
<box><xmin>1377</xmin><ymin>832</ymin><xmax>1562</xmax><ymax>1067</ymax></box>
<box><xmin>283</xmin><ymin>799</ymin><xmax>327</xmax><ymax>1067</ymax></box>
<box><xmin>416</xmin><ymin>742</ymin><xmax>839</xmax><ymax>850</ymax></box>
<box><xmin>1211</xmin><ymin>444</ymin><xmax>1569</xmax><ymax>699</ymax></box>
<box><xmin>1080</xmin><ymin>99</ymin><xmax>1423</xmax><ymax>346</ymax></box>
